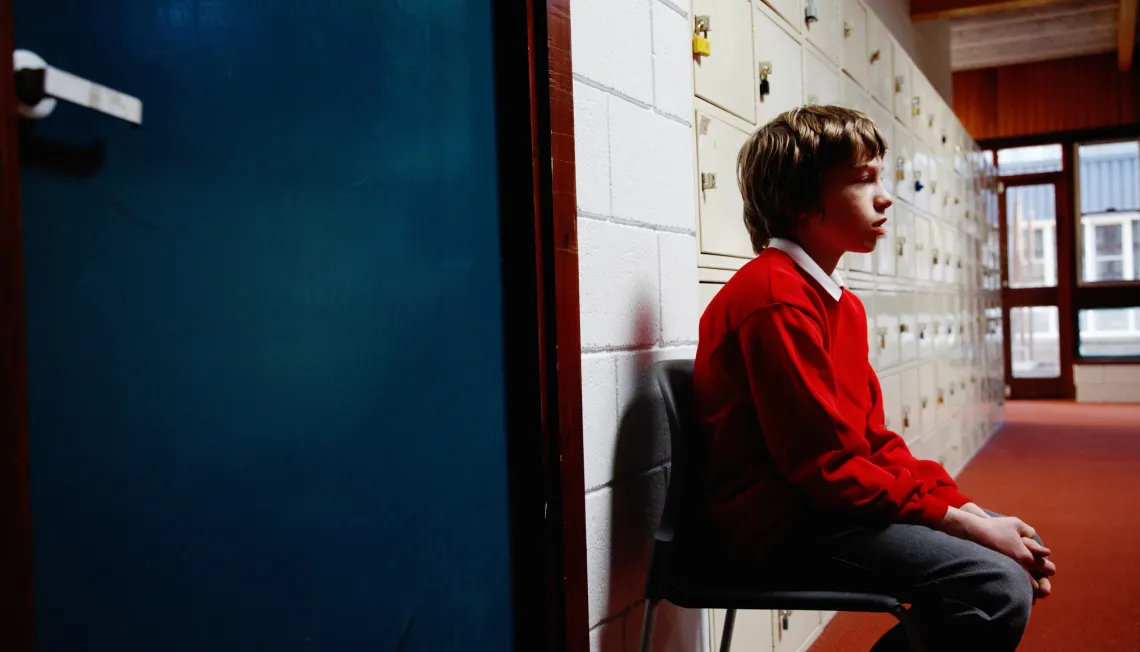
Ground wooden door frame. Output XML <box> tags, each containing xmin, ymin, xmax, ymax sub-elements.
<box><xmin>0</xmin><ymin>0</ymin><xmax>590</xmax><ymax>650</ymax></box>
<box><xmin>996</xmin><ymin>171</ymin><xmax>1075</xmax><ymax>399</ymax></box>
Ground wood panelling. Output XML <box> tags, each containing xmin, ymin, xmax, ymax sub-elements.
<box><xmin>953</xmin><ymin>53</ymin><xmax>1139</xmax><ymax>140</ymax></box>
<box><xmin>913</xmin><ymin>0</ymin><xmax>1069</xmax><ymax>21</ymax></box>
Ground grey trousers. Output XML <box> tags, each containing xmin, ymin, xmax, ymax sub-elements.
<box><xmin>767</xmin><ymin>509</ymin><xmax>1038</xmax><ymax>652</ymax></box>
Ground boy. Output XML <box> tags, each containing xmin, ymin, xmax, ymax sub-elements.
<box><xmin>692</xmin><ymin>105</ymin><xmax>1055</xmax><ymax>651</ymax></box>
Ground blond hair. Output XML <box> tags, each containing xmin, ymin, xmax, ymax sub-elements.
<box><xmin>736</xmin><ymin>105</ymin><xmax>887</xmax><ymax>253</ymax></box>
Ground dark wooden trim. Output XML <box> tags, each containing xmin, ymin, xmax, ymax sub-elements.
<box><xmin>979</xmin><ymin>124</ymin><xmax>1140</xmax><ymax>152</ymax></box>
<box><xmin>1001</xmin><ymin>171</ymin><xmax>1064</xmax><ymax>187</ymax></box>
<box><xmin>1075</xmin><ymin>356</ymin><xmax>1140</xmax><ymax>364</ymax></box>
<box><xmin>1001</xmin><ymin>287</ymin><xmax>1058</xmax><ymax>306</ymax></box>
<box><xmin>545</xmin><ymin>1</ymin><xmax>590</xmax><ymax>650</ymax></box>
<box><xmin>0</xmin><ymin>0</ymin><xmax>35</xmax><ymax>648</ymax></box>
<box><xmin>1056</xmin><ymin>143</ymin><xmax>1077</xmax><ymax>399</ymax></box>
<box><xmin>1074</xmin><ymin>286</ymin><xmax>1140</xmax><ymax>309</ymax></box>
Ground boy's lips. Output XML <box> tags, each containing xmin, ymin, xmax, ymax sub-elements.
<box><xmin>872</xmin><ymin>218</ymin><xmax>888</xmax><ymax>236</ymax></box>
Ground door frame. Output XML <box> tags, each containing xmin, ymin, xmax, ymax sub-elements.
<box><xmin>997</xmin><ymin>170</ymin><xmax>1076</xmax><ymax>399</ymax></box>
<box><xmin>0</xmin><ymin>1</ymin><xmax>590</xmax><ymax>650</ymax></box>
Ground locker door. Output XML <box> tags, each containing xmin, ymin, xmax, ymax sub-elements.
<box><xmin>893</xmin><ymin>133</ymin><xmax>915</xmax><ymax>205</ymax></box>
<box><xmin>880</xmin><ymin>371</ymin><xmax>903</xmax><ymax>436</ymax></box>
<box><xmin>894</xmin><ymin>205</ymin><xmax>915</xmax><ymax>281</ymax></box>
<box><xmin>697</xmin><ymin>111</ymin><xmax>754</xmax><ymax>258</ymax></box>
<box><xmin>876</xmin><ymin>204</ymin><xmax>897</xmax><ymax>278</ymax></box>
<box><xmin>901</xmin><ymin>368</ymin><xmax>920</xmax><ymax>441</ymax></box>
<box><xmin>876</xmin><ymin>290</ymin><xmax>901</xmax><ymax>369</ymax></box>
<box><xmin>917</xmin><ymin>292</ymin><xmax>934</xmax><ymax>360</ymax></box>
<box><xmin>944</xmin><ymin>224</ymin><xmax>958</xmax><ymax>285</ymax></box>
<box><xmin>804</xmin><ymin>0</ymin><xmax>842</xmax><ymax>66</ymax></box>
<box><xmin>853</xmin><ymin>286</ymin><xmax>878</xmax><ymax>369</ymax></box>
<box><xmin>804</xmin><ymin>47</ymin><xmax>843</xmax><ymax>107</ymax></box>
<box><xmin>755</xmin><ymin>4</ymin><xmax>805</xmax><ymax>125</ymax></box>
<box><xmin>909</xmin><ymin>71</ymin><xmax>928</xmax><ymax>142</ymax></box>
<box><xmin>892</xmin><ymin>44</ymin><xmax>913</xmax><ymax>123</ymax></box>
<box><xmin>919</xmin><ymin>362</ymin><xmax>937</xmax><ymax>433</ymax></box>
<box><xmin>931</xmin><ymin>293</ymin><xmax>947</xmax><ymax>355</ymax></box>
<box><xmin>700</xmin><ymin>282</ymin><xmax>724</xmax><ymax>313</ymax></box>
<box><xmin>693</xmin><ymin>0</ymin><xmax>757</xmax><ymax>123</ymax></box>
<box><xmin>867</xmin><ymin>99</ymin><xmax>894</xmax><ymax>152</ymax></box>
<box><xmin>912</xmin><ymin>143</ymin><xmax>931</xmax><ymax>213</ymax></box>
<box><xmin>929</xmin><ymin>219</ymin><xmax>944</xmax><ymax>283</ymax></box>
<box><xmin>764</xmin><ymin>0</ymin><xmax>804</xmax><ymax>32</ymax></box>
<box><xmin>899</xmin><ymin>292</ymin><xmax>918</xmax><ymax>363</ymax></box>
<box><xmin>866</xmin><ymin>8</ymin><xmax>893</xmax><ymax>108</ymax></box>
<box><xmin>913</xmin><ymin>214</ymin><xmax>931</xmax><ymax>282</ymax></box>
<box><xmin>839</xmin><ymin>0</ymin><xmax>868</xmax><ymax>89</ymax></box>
<box><xmin>843</xmin><ymin>76</ymin><xmax>871</xmax><ymax>114</ymax></box>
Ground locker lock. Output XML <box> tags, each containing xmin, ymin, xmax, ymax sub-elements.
<box><xmin>878</xmin><ymin>327</ymin><xmax>887</xmax><ymax>349</ymax></box>
<box><xmin>870</xmin><ymin>49</ymin><xmax>881</xmax><ymax>64</ymax></box>
<box><xmin>807</xmin><ymin>93</ymin><xmax>819</xmax><ymax>105</ymax></box>
<box><xmin>759</xmin><ymin>62</ymin><xmax>772</xmax><ymax>99</ymax></box>
<box><xmin>805</xmin><ymin>0</ymin><xmax>819</xmax><ymax>25</ymax></box>
<box><xmin>902</xmin><ymin>407</ymin><xmax>910</xmax><ymax>431</ymax></box>
<box><xmin>937</xmin><ymin>389</ymin><xmax>945</xmax><ymax>404</ymax></box>
<box><xmin>918</xmin><ymin>323</ymin><xmax>927</xmax><ymax>339</ymax></box>
<box><xmin>911</xmin><ymin>96</ymin><xmax>922</xmax><ymax>116</ymax></box>
<box><xmin>693</xmin><ymin>15</ymin><xmax>711</xmax><ymax>57</ymax></box>
<box><xmin>700</xmin><ymin>172</ymin><xmax>717</xmax><ymax>190</ymax></box>
<box><xmin>896</xmin><ymin>235</ymin><xmax>906</xmax><ymax>257</ymax></box>
<box><xmin>895</xmin><ymin>157</ymin><xmax>905</xmax><ymax>181</ymax></box>
<box><xmin>928</xmin><ymin>114</ymin><xmax>936</xmax><ymax>128</ymax></box>
<box><xmin>895</xmin><ymin>76</ymin><xmax>905</xmax><ymax>94</ymax></box>
<box><xmin>843</xmin><ymin>21</ymin><xmax>852</xmax><ymax>37</ymax></box>
<box><xmin>921</xmin><ymin>396</ymin><xmax>928</xmax><ymax>409</ymax></box>
<box><xmin>899</xmin><ymin>323</ymin><xmax>910</xmax><ymax>334</ymax></box>
<box><xmin>932</xmin><ymin>248</ymin><xmax>939</xmax><ymax>265</ymax></box>
<box><xmin>779</xmin><ymin>609</ymin><xmax>794</xmax><ymax>631</ymax></box>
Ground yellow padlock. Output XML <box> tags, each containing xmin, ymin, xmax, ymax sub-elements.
<box><xmin>693</xmin><ymin>34</ymin><xmax>711</xmax><ymax>57</ymax></box>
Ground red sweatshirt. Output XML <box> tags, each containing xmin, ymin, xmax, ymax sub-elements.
<box><xmin>693</xmin><ymin>239</ymin><xmax>970</xmax><ymax>559</ymax></box>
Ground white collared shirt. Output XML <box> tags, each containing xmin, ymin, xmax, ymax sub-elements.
<box><xmin>767</xmin><ymin>238</ymin><xmax>845</xmax><ymax>301</ymax></box>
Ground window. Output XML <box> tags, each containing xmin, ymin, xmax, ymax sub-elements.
<box><xmin>1010</xmin><ymin>306</ymin><xmax>1061</xmax><ymax>378</ymax></box>
<box><xmin>1078</xmin><ymin>308</ymin><xmax>1140</xmax><ymax>358</ymax></box>
<box><xmin>1077</xmin><ymin>140</ymin><xmax>1140</xmax><ymax>284</ymax></box>
<box><xmin>997</xmin><ymin>144</ymin><xmax>1063</xmax><ymax>175</ymax></box>
<box><xmin>1005</xmin><ymin>184</ymin><xmax>1057</xmax><ymax>288</ymax></box>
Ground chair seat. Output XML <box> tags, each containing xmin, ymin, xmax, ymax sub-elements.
<box><xmin>662</xmin><ymin>583</ymin><xmax>903</xmax><ymax>612</ymax></box>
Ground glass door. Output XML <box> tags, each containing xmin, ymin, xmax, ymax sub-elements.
<box><xmin>999</xmin><ymin>175</ymin><xmax>1075</xmax><ymax>398</ymax></box>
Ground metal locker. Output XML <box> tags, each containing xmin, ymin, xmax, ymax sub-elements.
<box><xmin>901</xmin><ymin>368</ymin><xmax>920</xmax><ymax>441</ymax></box>
<box><xmin>839</xmin><ymin>0</ymin><xmax>868</xmax><ymax>89</ymax></box>
<box><xmin>913</xmin><ymin>214</ymin><xmax>931</xmax><ymax>282</ymax></box>
<box><xmin>755</xmin><ymin>2</ymin><xmax>804</xmax><ymax>126</ymax></box>
<box><xmin>891</xmin><ymin>43</ymin><xmax>912</xmax><ymax>124</ymax></box>
<box><xmin>696</xmin><ymin>111</ymin><xmax>754</xmax><ymax>259</ymax></box>
<box><xmin>853</xmin><ymin>285</ymin><xmax>878</xmax><ymax>369</ymax></box>
<box><xmin>693</xmin><ymin>0</ymin><xmax>758</xmax><ymax>123</ymax></box>
<box><xmin>919</xmin><ymin>362</ymin><xmax>936</xmax><ymax>434</ymax></box>
<box><xmin>709</xmin><ymin>608</ymin><xmax>774</xmax><ymax>652</ymax></box>
<box><xmin>879</xmin><ymin>371</ymin><xmax>903</xmax><ymax>436</ymax></box>
<box><xmin>763</xmin><ymin>0</ymin><xmax>803</xmax><ymax>32</ymax></box>
<box><xmin>899</xmin><ymin>292</ymin><xmax>918</xmax><ymax>363</ymax></box>
<box><xmin>803</xmin><ymin>0</ymin><xmax>841</xmax><ymax>66</ymax></box>
<box><xmin>893</xmin><ymin>133</ymin><xmax>915</xmax><ymax>205</ymax></box>
<box><xmin>866</xmin><ymin>8</ymin><xmax>893</xmax><ymax>108</ymax></box>
<box><xmin>894</xmin><ymin>205</ymin><xmax>915</xmax><ymax>281</ymax></box>
<box><xmin>929</xmin><ymin>218</ymin><xmax>944</xmax><ymax>284</ymax></box>
<box><xmin>917</xmin><ymin>292</ymin><xmax>934</xmax><ymax>360</ymax></box>
<box><xmin>803</xmin><ymin>46</ymin><xmax>842</xmax><ymax>107</ymax></box>
<box><xmin>912</xmin><ymin>142</ymin><xmax>932</xmax><ymax>214</ymax></box>
<box><xmin>876</xmin><ymin>203</ymin><xmax>898</xmax><ymax>278</ymax></box>
<box><xmin>843</xmin><ymin>76</ymin><xmax>871</xmax><ymax>115</ymax></box>
<box><xmin>699</xmin><ymin>282</ymin><xmax>724</xmax><ymax>314</ymax></box>
<box><xmin>876</xmin><ymin>289</ymin><xmax>900</xmax><ymax>370</ymax></box>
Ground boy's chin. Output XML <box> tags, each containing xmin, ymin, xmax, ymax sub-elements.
<box><xmin>850</xmin><ymin>240</ymin><xmax>878</xmax><ymax>255</ymax></box>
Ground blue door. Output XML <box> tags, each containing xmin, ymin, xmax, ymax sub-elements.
<box><xmin>14</xmin><ymin>2</ymin><xmax>515</xmax><ymax>650</ymax></box>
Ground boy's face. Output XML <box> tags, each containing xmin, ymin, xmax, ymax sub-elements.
<box><xmin>801</xmin><ymin>154</ymin><xmax>893</xmax><ymax>257</ymax></box>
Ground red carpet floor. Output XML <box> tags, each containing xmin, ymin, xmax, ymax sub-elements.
<box><xmin>809</xmin><ymin>400</ymin><xmax>1140</xmax><ymax>652</ymax></box>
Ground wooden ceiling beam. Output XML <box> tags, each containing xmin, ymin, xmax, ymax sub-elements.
<box><xmin>1119</xmin><ymin>0</ymin><xmax>1138</xmax><ymax>71</ymax></box>
<box><xmin>912</xmin><ymin>0</ymin><xmax>1071</xmax><ymax>22</ymax></box>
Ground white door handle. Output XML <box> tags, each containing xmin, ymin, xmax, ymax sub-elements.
<box><xmin>13</xmin><ymin>49</ymin><xmax>142</xmax><ymax>125</ymax></box>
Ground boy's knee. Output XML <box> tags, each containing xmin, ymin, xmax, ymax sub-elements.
<box><xmin>985</xmin><ymin>554</ymin><xmax>1034</xmax><ymax>630</ymax></box>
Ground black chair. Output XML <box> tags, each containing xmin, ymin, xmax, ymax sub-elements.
<box><xmin>639</xmin><ymin>359</ymin><xmax>924</xmax><ymax>652</ymax></box>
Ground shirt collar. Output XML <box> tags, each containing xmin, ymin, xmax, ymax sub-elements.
<box><xmin>767</xmin><ymin>238</ymin><xmax>845</xmax><ymax>301</ymax></box>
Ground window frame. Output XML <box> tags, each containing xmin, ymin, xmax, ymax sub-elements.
<box><xmin>983</xmin><ymin>126</ymin><xmax>1140</xmax><ymax>365</ymax></box>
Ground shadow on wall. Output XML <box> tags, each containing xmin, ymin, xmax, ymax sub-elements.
<box><xmin>597</xmin><ymin>301</ymin><xmax>706</xmax><ymax>652</ymax></box>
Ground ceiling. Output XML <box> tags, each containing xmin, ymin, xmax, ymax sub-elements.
<box><xmin>949</xmin><ymin>0</ymin><xmax>1121</xmax><ymax>71</ymax></box>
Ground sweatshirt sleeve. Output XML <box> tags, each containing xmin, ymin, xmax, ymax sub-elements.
<box><xmin>864</xmin><ymin>362</ymin><xmax>972</xmax><ymax>509</ymax></box>
<box><xmin>738</xmin><ymin>304</ymin><xmax>951</xmax><ymax>526</ymax></box>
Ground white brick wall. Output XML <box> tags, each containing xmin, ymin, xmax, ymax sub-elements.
<box><xmin>571</xmin><ymin>0</ymin><xmax>705</xmax><ymax>649</ymax></box>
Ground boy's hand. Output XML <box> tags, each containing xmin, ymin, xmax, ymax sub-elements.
<box><xmin>958</xmin><ymin>502</ymin><xmax>991</xmax><ymax>519</ymax></box>
<box><xmin>940</xmin><ymin>509</ymin><xmax>1053</xmax><ymax>570</ymax></box>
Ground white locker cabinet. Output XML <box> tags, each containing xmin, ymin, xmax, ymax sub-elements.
<box><xmin>901</xmin><ymin>367</ymin><xmax>920</xmax><ymax>440</ymax></box>
<box><xmin>755</xmin><ymin>4</ymin><xmax>804</xmax><ymax>126</ymax></box>
<box><xmin>865</xmin><ymin>8</ymin><xmax>892</xmax><ymax>108</ymax></box>
<box><xmin>898</xmin><ymin>291</ymin><xmax>918</xmax><ymax>363</ymax></box>
<box><xmin>893</xmin><ymin>133</ymin><xmax>915</xmax><ymax>205</ymax></box>
<box><xmin>710</xmin><ymin>608</ymin><xmax>774</xmax><ymax>652</ymax></box>
<box><xmin>803</xmin><ymin>0</ymin><xmax>841</xmax><ymax>66</ymax></box>
<box><xmin>876</xmin><ymin>204</ymin><xmax>897</xmax><ymax>278</ymax></box>
<box><xmin>909</xmin><ymin>71</ymin><xmax>930</xmax><ymax>143</ymax></box>
<box><xmin>931</xmin><ymin>293</ymin><xmax>947</xmax><ymax>355</ymax></box>
<box><xmin>894</xmin><ymin>205</ymin><xmax>914</xmax><ymax>280</ymax></box>
<box><xmin>919</xmin><ymin>362</ymin><xmax>936</xmax><ymax>432</ymax></box>
<box><xmin>843</xmin><ymin>76</ymin><xmax>871</xmax><ymax>115</ymax></box>
<box><xmin>763</xmin><ymin>0</ymin><xmax>803</xmax><ymax>32</ymax></box>
<box><xmin>913</xmin><ymin>214</ymin><xmax>931</xmax><ymax>282</ymax></box>
<box><xmin>847</xmin><ymin>246</ymin><xmax>874</xmax><ymax>274</ymax></box>
<box><xmin>929</xmin><ymin>220</ymin><xmax>944</xmax><ymax>283</ymax></box>
<box><xmin>875</xmin><ymin>289</ymin><xmax>900</xmax><ymax>369</ymax></box>
<box><xmin>880</xmin><ymin>371</ymin><xmax>902</xmax><ymax>434</ymax></box>
<box><xmin>700</xmin><ymin>282</ymin><xmax>724</xmax><ymax>313</ymax></box>
<box><xmin>839</xmin><ymin>0</ymin><xmax>867</xmax><ymax>88</ymax></box>
<box><xmin>945</xmin><ymin>293</ymin><xmax>960</xmax><ymax>354</ymax></box>
<box><xmin>852</xmin><ymin>285</ymin><xmax>877</xmax><ymax>368</ymax></box>
<box><xmin>916</xmin><ymin>293</ymin><xmax>934</xmax><ymax>360</ymax></box>
<box><xmin>866</xmin><ymin>97</ymin><xmax>893</xmax><ymax>150</ymax></box>
<box><xmin>935</xmin><ymin>359</ymin><xmax>952</xmax><ymax>424</ymax></box>
<box><xmin>803</xmin><ymin>47</ymin><xmax>842</xmax><ymax>107</ymax></box>
<box><xmin>693</xmin><ymin>0</ymin><xmax>757</xmax><ymax>124</ymax></box>
<box><xmin>697</xmin><ymin>111</ymin><xmax>754</xmax><ymax>259</ymax></box>
<box><xmin>774</xmin><ymin>609</ymin><xmax>822</xmax><ymax>652</ymax></box>
<box><xmin>891</xmin><ymin>42</ymin><xmax>911</xmax><ymax>123</ymax></box>
<box><xmin>911</xmin><ymin>142</ymin><xmax>931</xmax><ymax>214</ymax></box>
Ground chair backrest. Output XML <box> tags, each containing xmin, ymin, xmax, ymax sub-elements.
<box><xmin>645</xmin><ymin>358</ymin><xmax>703</xmax><ymax>598</ymax></box>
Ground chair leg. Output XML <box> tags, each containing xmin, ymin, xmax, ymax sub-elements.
<box><xmin>718</xmin><ymin>609</ymin><xmax>737</xmax><ymax>652</ymax></box>
<box><xmin>890</xmin><ymin>605</ymin><xmax>926</xmax><ymax>652</ymax></box>
<box><xmin>637</xmin><ymin>599</ymin><xmax>659</xmax><ymax>652</ymax></box>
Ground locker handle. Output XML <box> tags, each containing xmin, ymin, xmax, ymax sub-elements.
<box><xmin>870</xmin><ymin>49</ymin><xmax>881</xmax><ymax>64</ymax></box>
<box><xmin>843</xmin><ymin>22</ymin><xmax>852</xmax><ymax>38</ymax></box>
<box><xmin>921</xmin><ymin>397</ymin><xmax>928</xmax><ymax>409</ymax></box>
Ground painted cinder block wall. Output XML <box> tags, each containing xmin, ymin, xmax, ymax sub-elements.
<box><xmin>570</xmin><ymin>0</ymin><xmax>708</xmax><ymax>649</ymax></box>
